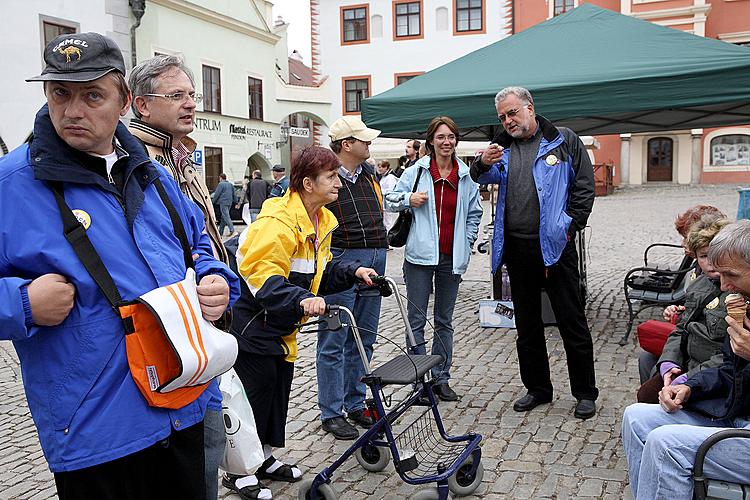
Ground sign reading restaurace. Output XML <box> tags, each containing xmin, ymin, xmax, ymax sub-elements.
<box><xmin>229</xmin><ymin>124</ymin><xmax>273</xmax><ymax>140</ymax></box>
<box><xmin>195</xmin><ymin>116</ymin><xmax>274</xmax><ymax>141</ymax></box>
<box><xmin>289</xmin><ymin>127</ymin><xmax>310</xmax><ymax>138</ymax></box>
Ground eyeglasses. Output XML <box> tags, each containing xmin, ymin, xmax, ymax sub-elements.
<box><xmin>497</xmin><ymin>108</ymin><xmax>522</xmax><ymax>123</ymax></box>
<box><xmin>344</xmin><ymin>137</ymin><xmax>371</xmax><ymax>145</ymax></box>
<box><xmin>144</xmin><ymin>92</ymin><xmax>203</xmax><ymax>104</ymax></box>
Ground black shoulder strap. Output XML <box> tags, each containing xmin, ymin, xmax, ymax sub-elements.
<box><xmin>411</xmin><ymin>166</ymin><xmax>423</xmax><ymax>191</ymax></box>
<box><xmin>153</xmin><ymin>178</ymin><xmax>194</xmax><ymax>271</ymax></box>
<box><xmin>50</xmin><ymin>181</ymin><xmax>123</xmax><ymax>308</ymax></box>
<box><xmin>49</xmin><ymin>178</ymin><xmax>195</xmax><ymax>308</ymax></box>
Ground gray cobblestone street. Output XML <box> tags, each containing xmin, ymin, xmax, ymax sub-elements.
<box><xmin>0</xmin><ymin>184</ymin><xmax>740</xmax><ymax>499</ymax></box>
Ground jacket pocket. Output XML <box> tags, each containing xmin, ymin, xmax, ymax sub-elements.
<box><xmin>47</xmin><ymin>316</ymin><xmax>123</xmax><ymax>431</ymax></box>
<box><xmin>548</xmin><ymin>210</ymin><xmax>572</xmax><ymax>259</ymax></box>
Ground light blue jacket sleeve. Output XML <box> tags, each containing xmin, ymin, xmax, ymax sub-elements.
<box><xmin>0</xmin><ymin>277</ymin><xmax>34</xmax><ymax>341</ymax></box>
<box><xmin>383</xmin><ymin>168</ymin><xmax>416</xmax><ymax>212</ymax></box>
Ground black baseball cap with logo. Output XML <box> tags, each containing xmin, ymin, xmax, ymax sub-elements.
<box><xmin>26</xmin><ymin>32</ymin><xmax>126</xmax><ymax>83</ymax></box>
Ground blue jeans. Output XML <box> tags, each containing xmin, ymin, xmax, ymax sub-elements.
<box><xmin>621</xmin><ymin>402</ymin><xmax>750</xmax><ymax>499</ymax></box>
<box><xmin>204</xmin><ymin>408</ymin><xmax>225</xmax><ymax>500</ymax></box>
<box><xmin>248</xmin><ymin>208</ymin><xmax>260</xmax><ymax>223</ymax></box>
<box><xmin>403</xmin><ymin>254</ymin><xmax>461</xmax><ymax>385</ymax></box>
<box><xmin>218</xmin><ymin>204</ymin><xmax>234</xmax><ymax>236</ymax></box>
<box><xmin>317</xmin><ymin>248</ymin><xmax>387</xmax><ymax>421</ymax></box>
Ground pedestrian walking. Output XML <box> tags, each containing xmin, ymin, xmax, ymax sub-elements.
<box><xmin>471</xmin><ymin>86</ymin><xmax>598</xmax><ymax>419</ymax></box>
<box><xmin>213</xmin><ymin>173</ymin><xmax>236</xmax><ymax>237</ymax></box>
<box><xmin>248</xmin><ymin>170</ymin><xmax>271</xmax><ymax>222</ymax></box>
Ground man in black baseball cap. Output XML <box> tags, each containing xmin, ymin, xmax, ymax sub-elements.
<box><xmin>0</xmin><ymin>32</ymin><xmax>240</xmax><ymax>499</ymax></box>
<box><xmin>27</xmin><ymin>32</ymin><xmax>127</xmax><ymax>83</ymax></box>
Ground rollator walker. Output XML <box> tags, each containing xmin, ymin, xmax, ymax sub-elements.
<box><xmin>298</xmin><ymin>277</ymin><xmax>484</xmax><ymax>500</ymax></box>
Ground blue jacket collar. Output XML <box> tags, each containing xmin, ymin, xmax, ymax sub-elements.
<box><xmin>29</xmin><ymin>104</ymin><xmax>161</xmax><ymax>225</ymax></box>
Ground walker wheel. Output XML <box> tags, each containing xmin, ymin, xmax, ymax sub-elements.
<box><xmin>411</xmin><ymin>488</ymin><xmax>452</xmax><ymax>500</ymax></box>
<box><xmin>298</xmin><ymin>478</ymin><xmax>339</xmax><ymax>500</ymax></box>
<box><xmin>447</xmin><ymin>455</ymin><xmax>484</xmax><ymax>497</ymax></box>
<box><xmin>354</xmin><ymin>442</ymin><xmax>391</xmax><ymax>472</ymax></box>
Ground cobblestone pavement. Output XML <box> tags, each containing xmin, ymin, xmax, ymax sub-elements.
<box><xmin>0</xmin><ymin>184</ymin><xmax>740</xmax><ymax>499</ymax></box>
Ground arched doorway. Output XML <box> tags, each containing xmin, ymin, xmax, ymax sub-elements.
<box><xmin>247</xmin><ymin>152</ymin><xmax>273</xmax><ymax>179</ymax></box>
<box><xmin>647</xmin><ymin>137</ymin><xmax>673</xmax><ymax>182</ymax></box>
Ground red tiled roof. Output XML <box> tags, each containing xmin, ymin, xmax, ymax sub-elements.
<box><xmin>288</xmin><ymin>57</ymin><xmax>317</xmax><ymax>87</ymax></box>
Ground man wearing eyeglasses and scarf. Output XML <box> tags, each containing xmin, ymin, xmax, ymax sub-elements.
<box><xmin>128</xmin><ymin>55</ymin><xmax>229</xmax><ymax>500</ymax></box>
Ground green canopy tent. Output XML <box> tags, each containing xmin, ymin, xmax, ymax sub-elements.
<box><xmin>361</xmin><ymin>3</ymin><xmax>750</xmax><ymax>140</ymax></box>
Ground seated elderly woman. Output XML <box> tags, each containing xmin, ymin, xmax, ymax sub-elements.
<box><xmin>637</xmin><ymin>204</ymin><xmax>726</xmax><ymax>383</ymax></box>
<box><xmin>224</xmin><ymin>146</ymin><xmax>376</xmax><ymax>500</ymax></box>
<box><xmin>637</xmin><ymin>215</ymin><xmax>730</xmax><ymax>403</ymax></box>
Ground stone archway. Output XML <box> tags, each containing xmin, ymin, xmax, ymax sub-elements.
<box><xmin>247</xmin><ymin>151</ymin><xmax>273</xmax><ymax>179</ymax></box>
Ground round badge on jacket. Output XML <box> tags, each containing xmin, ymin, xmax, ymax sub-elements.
<box><xmin>72</xmin><ymin>209</ymin><xmax>91</xmax><ymax>230</ymax></box>
<box><xmin>545</xmin><ymin>154</ymin><xmax>559</xmax><ymax>166</ymax></box>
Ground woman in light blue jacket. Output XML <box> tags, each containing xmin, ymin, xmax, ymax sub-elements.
<box><xmin>384</xmin><ymin>116</ymin><xmax>483</xmax><ymax>401</ymax></box>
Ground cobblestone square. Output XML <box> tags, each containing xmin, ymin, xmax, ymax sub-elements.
<box><xmin>0</xmin><ymin>184</ymin><xmax>739</xmax><ymax>499</ymax></box>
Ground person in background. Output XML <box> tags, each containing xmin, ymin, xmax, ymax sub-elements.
<box><xmin>385</xmin><ymin>116</ymin><xmax>482</xmax><ymax>401</ymax></box>
<box><xmin>377</xmin><ymin>160</ymin><xmax>399</xmax><ymax>232</ymax></box>
<box><xmin>636</xmin><ymin>215</ymin><xmax>731</xmax><ymax>403</ymax></box>
<box><xmin>128</xmin><ymin>52</ymin><xmax>232</xmax><ymax>500</ymax></box>
<box><xmin>248</xmin><ymin>169</ymin><xmax>271</xmax><ymax>223</ymax></box>
<box><xmin>213</xmin><ymin>173</ymin><xmax>236</xmax><ymax>237</ymax></box>
<box><xmin>226</xmin><ymin>146</ymin><xmax>376</xmax><ymax>500</ymax></box>
<box><xmin>637</xmin><ymin>204</ymin><xmax>727</xmax><ymax>383</ymax></box>
<box><xmin>270</xmin><ymin>165</ymin><xmax>289</xmax><ymax>197</ymax></box>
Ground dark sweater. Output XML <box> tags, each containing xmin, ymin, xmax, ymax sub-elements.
<box><xmin>326</xmin><ymin>163</ymin><xmax>388</xmax><ymax>249</ymax></box>
<box><xmin>505</xmin><ymin>126</ymin><xmax>543</xmax><ymax>239</ymax></box>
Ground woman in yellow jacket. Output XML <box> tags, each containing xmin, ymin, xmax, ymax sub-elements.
<box><xmin>225</xmin><ymin>146</ymin><xmax>376</xmax><ymax>500</ymax></box>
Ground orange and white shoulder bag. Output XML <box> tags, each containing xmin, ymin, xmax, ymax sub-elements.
<box><xmin>50</xmin><ymin>179</ymin><xmax>238</xmax><ymax>409</ymax></box>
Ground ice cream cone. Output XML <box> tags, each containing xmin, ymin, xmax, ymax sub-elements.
<box><xmin>726</xmin><ymin>293</ymin><xmax>747</xmax><ymax>323</ymax></box>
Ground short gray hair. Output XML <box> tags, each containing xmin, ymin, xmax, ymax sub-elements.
<box><xmin>494</xmin><ymin>86</ymin><xmax>534</xmax><ymax>107</ymax></box>
<box><xmin>128</xmin><ymin>54</ymin><xmax>195</xmax><ymax>118</ymax></box>
<box><xmin>708</xmin><ymin>219</ymin><xmax>750</xmax><ymax>266</ymax></box>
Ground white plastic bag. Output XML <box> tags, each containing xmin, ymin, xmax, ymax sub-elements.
<box><xmin>219</xmin><ymin>368</ymin><xmax>264</xmax><ymax>474</ymax></box>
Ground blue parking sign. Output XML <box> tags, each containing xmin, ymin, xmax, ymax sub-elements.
<box><xmin>193</xmin><ymin>150</ymin><xmax>203</xmax><ymax>165</ymax></box>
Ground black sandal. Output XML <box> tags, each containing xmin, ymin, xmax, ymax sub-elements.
<box><xmin>255</xmin><ymin>457</ymin><xmax>303</xmax><ymax>483</ymax></box>
<box><xmin>222</xmin><ymin>473</ymin><xmax>272</xmax><ymax>500</ymax></box>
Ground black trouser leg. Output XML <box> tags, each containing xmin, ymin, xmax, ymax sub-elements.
<box><xmin>55</xmin><ymin>419</ymin><xmax>206</xmax><ymax>500</ymax></box>
<box><xmin>545</xmin><ymin>239</ymin><xmax>599</xmax><ymax>401</ymax></box>
<box><xmin>504</xmin><ymin>236</ymin><xmax>553</xmax><ymax>400</ymax></box>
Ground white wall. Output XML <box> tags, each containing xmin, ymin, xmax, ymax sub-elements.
<box><xmin>0</xmin><ymin>0</ymin><xmax>130</xmax><ymax>152</ymax></box>
<box><xmin>316</xmin><ymin>0</ymin><xmax>510</xmax><ymax>123</ymax></box>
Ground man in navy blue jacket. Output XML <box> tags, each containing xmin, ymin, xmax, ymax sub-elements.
<box><xmin>622</xmin><ymin>220</ymin><xmax>750</xmax><ymax>499</ymax></box>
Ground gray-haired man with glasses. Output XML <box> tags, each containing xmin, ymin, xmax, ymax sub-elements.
<box><xmin>128</xmin><ymin>54</ymin><xmax>228</xmax><ymax>500</ymax></box>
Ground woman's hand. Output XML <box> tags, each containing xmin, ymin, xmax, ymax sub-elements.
<box><xmin>300</xmin><ymin>297</ymin><xmax>327</xmax><ymax>317</ymax></box>
<box><xmin>409</xmin><ymin>192</ymin><xmax>428</xmax><ymax>208</ymax></box>
<box><xmin>662</xmin><ymin>304</ymin><xmax>685</xmax><ymax>322</ymax></box>
<box><xmin>355</xmin><ymin>267</ymin><xmax>377</xmax><ymax>286</ymax></box>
